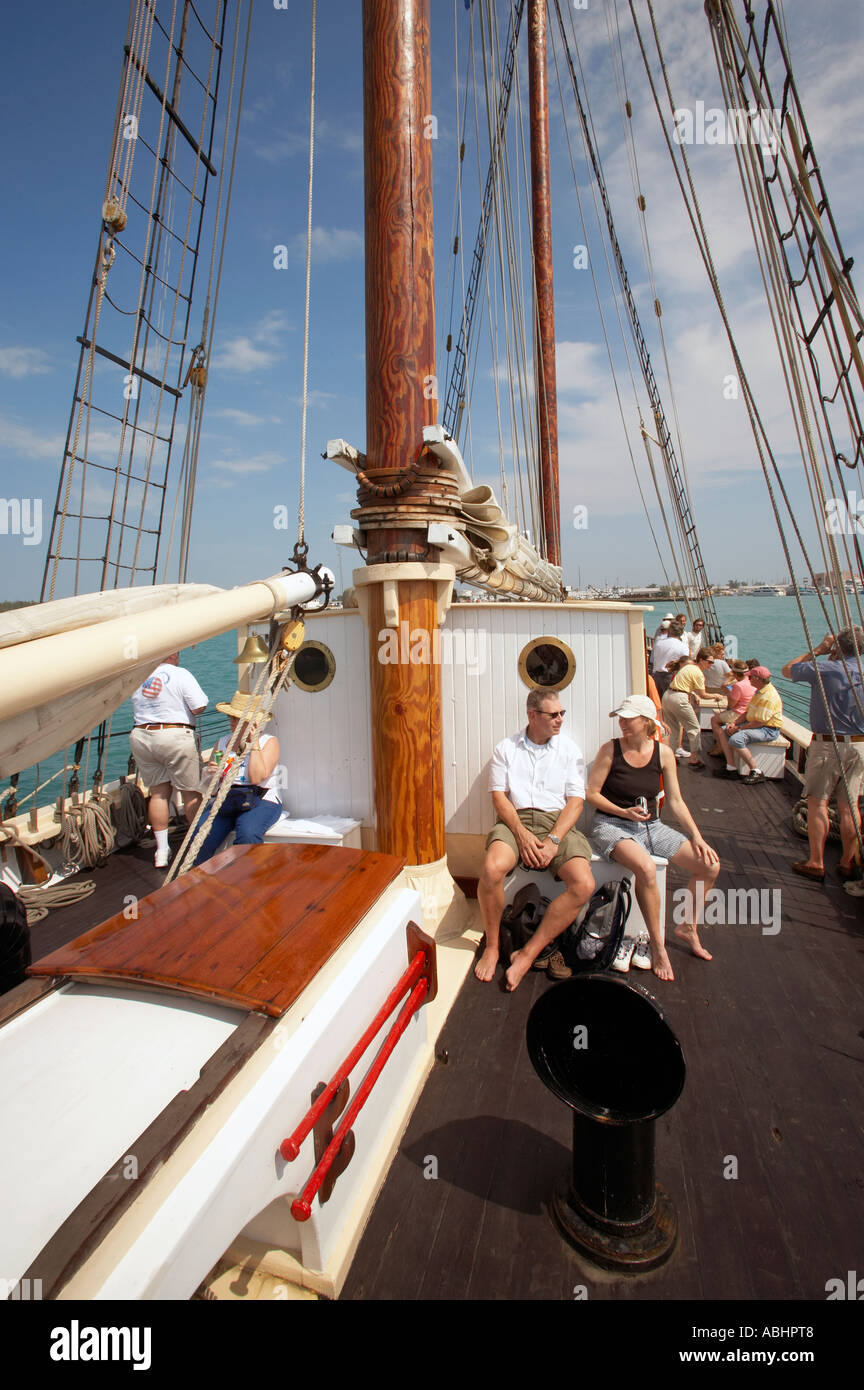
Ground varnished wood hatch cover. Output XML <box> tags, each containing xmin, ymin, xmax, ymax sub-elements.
<box><xmin>28</xmin><ymin>844</ymin><xmax>406</xmax><ymax>1017</ymax></box>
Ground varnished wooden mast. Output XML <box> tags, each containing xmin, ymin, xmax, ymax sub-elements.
<box><xmin>528</xmin><ymin>0</ymin><xmax>561</xmax><ymax>567</ymax></box>
<box><xmin>358</xmin><ymin>0</ymin><xmax>446</xmax><ymax>865</ymax></box>
<box><xmin>362</xmin><ymin>0</ymin><xmax>436</xmax><ymax>560</ymax></box>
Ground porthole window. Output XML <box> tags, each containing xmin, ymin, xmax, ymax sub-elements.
<box><xmin>518</xmin><ymin>636</ymin><xmax>576</xmax><ymax>692</ymax></box>
<box><xmin>292</xmin><ymin>640</ymin><xmax>336</xmax><ymax>693</ymax></box>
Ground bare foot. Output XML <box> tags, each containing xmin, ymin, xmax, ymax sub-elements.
<box><xmin>674</xmin><ymin>925</ymin><xmax>713</xmax><ymax>961</ymax></box>
<box><xmin>474</xmin><ymin>945</ymin><xmax>499</xmax><ymax>982</ymax></box>
<box><xmin>652</xmin><ymin>946</ymin><xmax>675</xmax><ymax>981</ymax></box>
<box><xmin>504</xmin><ymin>947</ymin><xmax>533</xmax><ymax>992</ymax></box>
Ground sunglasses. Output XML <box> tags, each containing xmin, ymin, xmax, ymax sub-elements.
<box><xmin>537</xmin><ymin>709</ymin><xmax>565</xmax><ymax>718</ymax></box>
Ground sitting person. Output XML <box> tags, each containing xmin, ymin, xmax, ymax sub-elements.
<box><xmin>661</xmin><ymin>649</ymin><xmax>714</xmax><ymax>769</ymax></box>
<box><xmin>475</xmin><ymin>688</ymin><xmax>595</xmax><ymax>992</ymax></box>
<box><xmin>708</xmin><ymin>660</ymin><xmax>755</xmax><ymax>755</ymax></box>
<box><xmin>704</xmin><ymin>642</ymin><xmax>732</xmax><ymax>692</ymax></box>
<box><xmin>712</xmin><ymin>665</ymin><xmax>782</xmax><ymax>783</ymax></box>
<box><xmin>194</xmin><ymin>691</ymin><xmax>283</xmax><ymax>864</ymax></box>
<box><xmin>587</xmin><ymin>694</ymin><xmax>720</xmax><ymax>981</ymax></box>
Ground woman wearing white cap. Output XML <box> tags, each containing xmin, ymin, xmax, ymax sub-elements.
<box><xmin>586</xmin><ymin>694</ymin><xmax>720</xmax><ymax>981</ymax></box>
<box><xmin>193</xmin><ymin>690</ymin><xmax>283</xmax><ymax>864</ymax></box>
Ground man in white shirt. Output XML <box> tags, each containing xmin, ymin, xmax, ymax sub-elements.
<box><xmin>475</xmin><ymin>689</ymin><xmax>595</xmax><ymax>991</ymax></box>
<box><xmin>130</xmin><ymin>652</ymin><xmax>208</xmax><ymax>867</ymax></box>
<box><xmin>651</xmin><ymin>622</ymin><xmax>689</xmax><ymax>695</ymax></box>
<box><xmin>685</xmin><ymin>617</ymin><xmax>706</xmax><ymax>658</ymax></box>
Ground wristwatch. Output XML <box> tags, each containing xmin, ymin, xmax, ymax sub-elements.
<box><xmin>548</xmin><ymin>834</ymin><xmax>561</xmax><ymax>846</ymax></box>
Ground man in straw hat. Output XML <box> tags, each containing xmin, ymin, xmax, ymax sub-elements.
<box><xmin>193</xmin><ymin>690</ymin><xmax>283</xmax><ymax>864</ymax></box>
<box><xmin>130</xmin><ymin>652</ymin><xmax>208</xmax><ymax>868</ymax></box>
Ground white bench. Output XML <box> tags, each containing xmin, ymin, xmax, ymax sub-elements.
<box><xmin>262</xmin><ymin>813</ymin><xmax>362</xmax><ymax>849</ymax></box>
<box><xmin>504</xmin><ymin>852</ymin><xmax>668</xmax><ymax>944</ymax></box>
<box><xmin>731</xmin><ymin>735</ymin><xmax>789</xmax><ymax>780</ymax></box>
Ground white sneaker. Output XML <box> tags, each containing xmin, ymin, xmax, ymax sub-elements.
<box><xmin>612</xmin><ymin>938</ymin><xmax>636</xmax><ymax>973</ymax></box>
<box><xmin>154</xmin><ymin>848</ymin><xmax>170</xmax><ymax>868</ymax></box>
<box><xmin>674</xmin><ymin>748</ymin><xmax>690</xmax><ymax>759</ymax></box>
<box><xmin>631</xmin><ymin>934</ymin><xmax>652</xmax><ymax>970</ymax></box>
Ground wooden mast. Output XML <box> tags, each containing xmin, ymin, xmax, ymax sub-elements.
<box><xmin>528</xmin><ymin>0</ymin><xmax>561</xmax><ymax>567</ymax></box>
<box><xmin>356</xmin><ymin>0</ymin><xmax>448</xmax><ymax>866</ymax></box>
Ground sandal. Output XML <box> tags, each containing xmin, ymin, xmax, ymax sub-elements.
<box><xmin>688</xmin><ymin>760</ymin><xmax>705</xmax><ymax>769</ymax></box>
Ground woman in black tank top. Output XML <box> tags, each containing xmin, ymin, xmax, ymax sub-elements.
<box><xmin>600</xmin><ymin>738</ymin><xmax>663</xmax><ymax>818</ymax></box>
<box><xmin>586</xmin><ymin>694</ymin><xmax>720</xmax><ymax>984</ymax></box>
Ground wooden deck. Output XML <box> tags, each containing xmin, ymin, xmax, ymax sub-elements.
<box><xmin>14</xmin><ymin>766</ymin><xmax>864</xmax><ymax>1303</ymax></box>
<box><xmin>342</xmin><ymin>764</ymin><xmax>864</xmax><ymax>1301</ymax></box>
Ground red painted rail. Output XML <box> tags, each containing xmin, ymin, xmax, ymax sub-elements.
<box><xmin>280</xmin><ymin>949</ymin><xmax>427</xmax><ymax>1163</ymax></box>
<box><xmin>290</xmin><ymin>976</ymin><xmax>429</xmax><ymax>1221</ymax></box>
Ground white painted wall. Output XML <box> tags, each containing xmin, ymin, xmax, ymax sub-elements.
<box><xmin>274</xmin><ymin>604</ymin><xmax>639</xmax><ymax>836</ymax></box>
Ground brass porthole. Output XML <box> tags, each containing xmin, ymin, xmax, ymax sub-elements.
<box><xmin>518</xmin><ymin>636</ymin><xmax>576</xmax><ymax>692</ymax></box>
<box><xmin>292</xmin><ymin>640</ymin><xmax>336</xmax><ymax>693</ymax></box>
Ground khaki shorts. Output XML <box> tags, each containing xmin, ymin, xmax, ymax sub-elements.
<box><xmin>712</xmin><ymin>707</ymin><xmax>737</xmax><ymax>725</ymax></box>
<box><xmin>129</xmin><ymin>726</ymin><xmax>201</xmax><ymax>792</ymax></box>
<box><xmin>803</xmin><ymin>740</ymin><xmax>864</xmax><ymax>805</ymax></box>
<box><xmin>486</xmin><ymin>808</ymin><xmax>592</xmax><ymax>878</ymax></box>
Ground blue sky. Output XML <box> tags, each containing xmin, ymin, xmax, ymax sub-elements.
<box><xmin>1</xmin><ymin>0</ymin><xmax>862</xmax><ymax>600</ymax></box>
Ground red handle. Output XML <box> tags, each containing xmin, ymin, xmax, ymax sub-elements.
<box><xmin>291</xmin><ymin>977</ymin><xmax>428</xmax><ymax>1221</ymax></box>
<box><xmin>280</xmin><ymin>949</ymin><xmax>427</xmax><ymax>1162</ymax></box>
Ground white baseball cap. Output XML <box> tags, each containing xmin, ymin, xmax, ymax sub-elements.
<box><xmin>610</xmin><ymin>694</ymin><xmax>658</xmax><ymax>722</ymax></box>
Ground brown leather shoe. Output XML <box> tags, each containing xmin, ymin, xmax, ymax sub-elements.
<box><xmin>791</xmin><ymin>861</ymin><xmax>825</xmax><ymax>883</ymax></box>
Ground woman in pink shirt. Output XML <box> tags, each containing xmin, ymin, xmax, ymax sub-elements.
<box><xmin>708</xmin><ymin>660</ymin><xmax>755</xmax><ymax>756</ymax></box>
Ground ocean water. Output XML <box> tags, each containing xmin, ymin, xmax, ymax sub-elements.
<box><xmin>2</xmin><ymin>594</ymin><xmax>854</xmax><ymax>811</ymax></box>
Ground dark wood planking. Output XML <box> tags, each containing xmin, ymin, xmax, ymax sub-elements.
<box><xmin>24</xmin><ymin>1012</ymin><xmax>275</xmax><ymax>1299</ymax></box>
<box><xmin>344</xmin><ymin>758</ymin><xmax>864</xmax><ymax>1301</ymax></box>
<box><xmin>0</xmin><ymin>974</ymin><xmax>60</xmax><ymax>1027</ymax></box>
<box><xmin>28</xmin><ymin>844</ymin><xmax>404</xmax><ymax>1017</ymax></box>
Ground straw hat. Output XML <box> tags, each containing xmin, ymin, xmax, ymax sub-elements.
<box><xmin>215</xmin><ymin>690</ymin><xmax>274</xmax><ymax>722</ymax></box>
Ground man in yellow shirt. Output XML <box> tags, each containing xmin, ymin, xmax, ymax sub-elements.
<box><xmin>713</xmin><ymin>666</ymin><xmax>783</xmax><ymax>784</ymax></box>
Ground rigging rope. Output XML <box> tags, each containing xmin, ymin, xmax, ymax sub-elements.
<box><xmin>630</xmin><ymin>0</ymin><xmax>864</xmax><ymax>855</ymax></box>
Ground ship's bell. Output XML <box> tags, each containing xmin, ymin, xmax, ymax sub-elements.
<box><xmin>233</xmin><ymin>633</ymin><xmax>270</xmax><ymax>665</ymax></box>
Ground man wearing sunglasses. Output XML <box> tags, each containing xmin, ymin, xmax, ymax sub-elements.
<box><xmin>475</xmin><ymin>688</ymin><xmax>594</xmax><ymax>991</ymax></box>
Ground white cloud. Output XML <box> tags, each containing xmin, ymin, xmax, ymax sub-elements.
<box><xmin>290</xmin><ymin>227</ymin><xmax>363</xmax><ymax>263</ymax></box>
<box><xmin>0</xmin><ymin>347</ymin><xmax>51</xmax><ymax>378</ymax></box>
<box><xmin>209</xmin><ymin>451</ymin><xmax>284</xmax><ymax>476</ymax></box>
<box><xmin>211</xmin><ymin>408</ymin><xmax>281</xmax><ymax>427</ymax></box>
<box><xmin>211</xmin><ymin>311</ymin><xmax>293</xmax><ymax>374</ymax></box>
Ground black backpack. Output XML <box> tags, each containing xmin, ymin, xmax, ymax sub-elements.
<box><xmin>560</xmin><ymin>879</ymin><xmax>631</xmax><ymax>973</ymax></box>
<box><xmin>500</xmin><ymin>878</ymin><xmax>631</xmax><ymax>975</ymax></box>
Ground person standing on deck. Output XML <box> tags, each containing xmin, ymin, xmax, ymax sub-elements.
<box><xmin>130</xmin><ymin>653</ymin><xmax>208</xmax><ymax>868</ymax></box>
<box><xmin>684</xmin><ymin>617</ymin><xmax>706</xmax><ymax>659</ymax></box>
<box><xmin>651</xmin><ymin>622</ymin><xmax>689</xmax><ymax>697</ymax></box>
<box><xmin>587</xmin><ymin>695</ymin><xmax>720</xmax><ymax>981</ymax></box>
<box><xmin>782</xmin><ymin>628</ymin><xmax>864</xmax><ymax>883</ymax></box>
<box><xmin>475</xmin><ymin>689</ymin><xmax>595</xmax><ymax>991</ymax></box>
<box><xmin>712</xmin><ymin>666</ymin><xmax>782</xmax><ymax>784</ymax></box>
<box><xmin>662</xmin><ymin>649</ymin><xmax>714</xmax><ymax>770</ymax></box>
